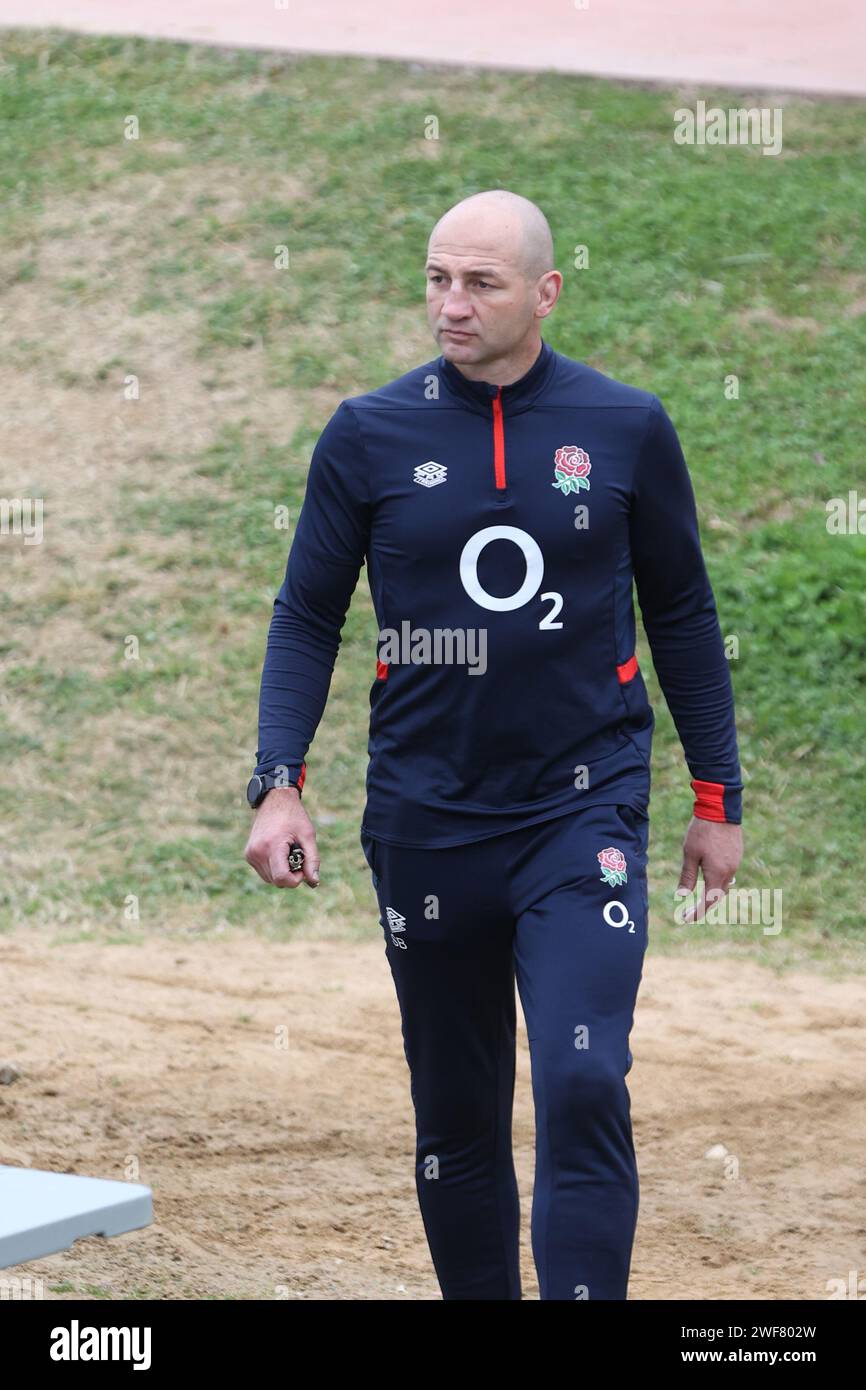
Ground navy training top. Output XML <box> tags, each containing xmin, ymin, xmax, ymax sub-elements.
<box><xmin>254</xmin><ymin>338</ymin><xmax>743</xmax><ymax>846</ymax></box>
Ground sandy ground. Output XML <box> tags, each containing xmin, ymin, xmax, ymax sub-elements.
<box><xmin>1</xmin><ymin>0</ymin><xmax>864</xmax><ymax>96</ymax></box>
<box><xmin>1</xmin><ymin>931</ymin><xmax>863</xmax><ymax>1300</ymax></box>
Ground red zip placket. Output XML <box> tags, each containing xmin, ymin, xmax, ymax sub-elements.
<box><xmin>492</xmin><ymin>386</ymin><xmax>506</xmax><ymax>489</ymax></box>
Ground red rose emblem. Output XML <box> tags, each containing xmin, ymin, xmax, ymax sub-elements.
<box><xmin>552</xmin><ymin>445</ymin><xmax>591</xmax><ymax>494</ymax></box>
<box><xmin>597</xmin><ymin>845</ymin><xmax>628</xmax><ymax>885</ymax></box>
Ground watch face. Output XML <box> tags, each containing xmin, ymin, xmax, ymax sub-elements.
<box><xmin>246</xmin><ymin>775</ymin><xmax>264</xmax><ymax>806</ymax></box>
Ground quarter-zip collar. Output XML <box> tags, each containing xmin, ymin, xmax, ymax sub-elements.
<box><xmin>437</xmin><ymin>338</ymin><xmax>557</xmax><ymax>416</ymax></box>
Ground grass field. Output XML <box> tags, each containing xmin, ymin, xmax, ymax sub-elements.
<box><xmin>1</xmin><ymin>30</ymin><xmax>864</xmax><ymax>963</ymax></box>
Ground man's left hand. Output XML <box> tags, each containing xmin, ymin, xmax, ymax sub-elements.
<box><xmin>676</xmin><ymin>817</ymin><xmax>743</xmax><ymax>923</ymax></box>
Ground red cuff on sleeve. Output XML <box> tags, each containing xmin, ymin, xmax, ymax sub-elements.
<box><xmin>691</xmin><ymin>778</ymin><xmax>727</xmax><ymax>822</ymax></box>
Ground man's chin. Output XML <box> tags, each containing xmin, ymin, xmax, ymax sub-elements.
<box><xmin>439</xmin><ymin>332</ymin><xmax>479</xmax><ymax>357</ymax></box>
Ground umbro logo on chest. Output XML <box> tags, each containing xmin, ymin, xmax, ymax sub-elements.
<box><xmin>414</xmin><ymin>461</ymin><xmax>447</xmax><ymax>488</ymax></box>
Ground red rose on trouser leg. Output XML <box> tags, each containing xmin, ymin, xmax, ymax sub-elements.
<box><xmin>597</xmin><ymin>846</ymin><xmax>628</xmax><ymax>886</ymax></box>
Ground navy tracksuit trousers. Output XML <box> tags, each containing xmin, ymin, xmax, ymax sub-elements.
<box><xmin>361</xmin><ymin>801</ymin><xmax>650</xmax><ymax>1301</ymax></box>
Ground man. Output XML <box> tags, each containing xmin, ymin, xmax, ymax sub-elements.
<box><xmin>244</xmin><ymin>189</ymin><xmax>743</xmax><ymax>1301</ymax></box>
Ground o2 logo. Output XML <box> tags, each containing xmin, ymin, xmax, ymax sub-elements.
<box><xmin>604</xmin><ymin>900</ymin><xmax>635</xmax><ymax>933</ymax></box>
<box><xmin>459</xmin><ymin>525</ymin><xmax>562</xmax><ymax>629</ymax></box>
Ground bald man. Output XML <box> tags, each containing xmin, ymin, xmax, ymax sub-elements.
<box><xmin>245</xmin><ymin>189</ymin><xmax>744</xmax><ymax>1300</ymax></box>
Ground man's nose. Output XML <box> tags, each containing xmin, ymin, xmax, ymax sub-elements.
<box><xmin>442</xmin><ymin>288</ymin><xmax>472</xmax><ymax>317</ymax></box>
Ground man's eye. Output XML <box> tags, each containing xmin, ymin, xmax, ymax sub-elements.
<box><xmin>478</xmin><ymin>281</ymin><xmax>493</xmax><ymax>289</ymax></box>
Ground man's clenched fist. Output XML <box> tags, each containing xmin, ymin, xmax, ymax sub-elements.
<box><xmin>244</xmin><ymin>786</ymin><xmax>320</xmax><ymax>888</ymax></box>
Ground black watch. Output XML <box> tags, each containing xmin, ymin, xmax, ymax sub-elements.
<box><xmin>246</xmin><ymin>772</ymin><xmax>302</xmax><ymax>808</ymax></box>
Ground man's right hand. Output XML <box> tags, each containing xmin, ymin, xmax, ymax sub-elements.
<box><xmin>244</xmin><ymin>787</ymin><xmax>320</xmax><ymax>889</ymax></box>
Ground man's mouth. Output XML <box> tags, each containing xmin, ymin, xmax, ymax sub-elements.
<box><xmin>442</xmin><ymin>329</ymin><xmax>474</xmax><ymax>338</ymax></box>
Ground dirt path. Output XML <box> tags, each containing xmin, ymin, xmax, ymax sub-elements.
<box><xmin>1</xmin><ymin>0</ymin><xmax>864</xmax><ymax>96</ymax></box>
<box><xmin>1</xmin><ymin>932</ymin><xmax>862</xmax><ymax>1299</ymax></box>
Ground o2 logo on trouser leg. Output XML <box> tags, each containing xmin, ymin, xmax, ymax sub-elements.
<box><xmin>603</xmin><ymin>900</ymin><xmax>635</xmax><ymax>933</ymax></box>
<box><xmin>459</xmin><ymin>525</ymin><xmax>563</xmax><ymax>629</ymax></box>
